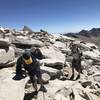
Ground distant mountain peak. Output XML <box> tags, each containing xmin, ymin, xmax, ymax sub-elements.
<box><xmin>64</xmin><ymin>28</ymin><xmax>100</xmax><ymax>37</ymax></box>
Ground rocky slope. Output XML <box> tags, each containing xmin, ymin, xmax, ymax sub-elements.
<box><xmin>64</xmin><ymin>28</ymin><xmax>100</xmax><ymax>37</ymax></box>
<box><xmin>0</xmin><ymin>26</ymin><xmax>100</xmax><ymax>100</ymax></box>
<box><xmin>64</xmin><ymin>28</ymin><xmax>100</xmax><ymax>49</ymax></box>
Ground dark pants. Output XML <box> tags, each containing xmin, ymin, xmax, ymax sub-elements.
<box><xmin>29</xmin><ymin>71</ymin><xmax>42</xmax><ymax>92</ymax></box>
<box><xmin>72</xmin><ymin>59</ymin><xmax>82</xmax><ymax>72</ymax></box>
<box><xmin>71</xmin><ymin>58</ymin><xmax>82</xmax><ymax>80</ymax></box>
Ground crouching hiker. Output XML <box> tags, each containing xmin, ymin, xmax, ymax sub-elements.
<box><xmin>14</xmin><ymin>49</ymin><xmax>47</xmax><ymax>99</ymax></box>
<box><xmin>70</xmin><ymin>43</ymin><xmax>83</xmax><ymax>80</ymax></box>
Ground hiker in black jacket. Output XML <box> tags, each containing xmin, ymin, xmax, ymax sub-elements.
<box><xmin>14</xmin><ymin>48</ymin><xmax>47</xmax><ymax>99</ymax></box>
<box><xmin>70</xmin><ymin>43</ymin><xmax>83</xmax><ymax>80</ymax></box>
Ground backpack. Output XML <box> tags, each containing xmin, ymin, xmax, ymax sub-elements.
<box><xmin>30</xmin><ymin>47</ymin><xmax>44</xmax><ymax>60</ymax></box>
<box><xmin>71</xmin><ymin>47</ymin><xmax>82</xmax><ymax>60</ymax></box>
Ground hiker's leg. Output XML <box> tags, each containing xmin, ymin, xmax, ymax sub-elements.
<box><xmin>30</xmin><ymin>76</ymin><xmax>38</xmax><ymax>91</ymax></box>
<box><xmin>70</xmin><ymin>67</ymin><xmax>74</xmax><ymax>80</ymax></box>
<box><xmin>70</xmin><ymin>59</ymin><xmax>75</xmax><ymax>80</ymax></box>
<box><xmin>76</xmin><ymin>69</ymin><xmax>80</xmax><ymax>80</ymax></box>
<box><xmin>30</xmin><ymin>76</ymin><xmax>38</xmax><ymax>99</ymax></box>
<box><xmin>37</xmin><ymin>71</ymin><xmax>47</xmax><ymax>92</ymax></box>
<box><xmin>76</xmin><ymin>60</ymin><xmax>81</xmax><ymax>80</ymax></box>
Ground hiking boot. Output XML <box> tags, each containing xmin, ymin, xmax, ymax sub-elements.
<box><xmin>76</xmin><ymin>74</ymin><xmax>80</xmax><ymax>80</ymax></box>
<box><xmin>39</xmin><ymin>85</ymin><xmax>47</xmax><ymax>92</ymax></box>
<box><xmin>13</xmin><ymin>74</ymin><xmax>23</xmax><ymax>80</ymax></box>
<box><xmin>70</xmin><ymin>74</ymin><xmax>74</xmax><ymax>80</ymax></box>
<box><xmin>33</xmin><ymin>91</ymin><xmax>38</xmax><ymax>99</ymax></box>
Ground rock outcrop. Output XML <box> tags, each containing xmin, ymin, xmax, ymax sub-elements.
<box><xmin>0</xmin><ymin>68</ymin><xmax>29</xmax><ymax>100</ymax></box>
<box><xmin>0</xmin><ymin>39</ymin><xmax>15</xmax><ymax>67</ymax></box>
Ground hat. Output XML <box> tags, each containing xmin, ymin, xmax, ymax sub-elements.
<box><xmin>22</xmin><ymin>51</ymin><xmax>31</xmax><ymax>60</ymax></box>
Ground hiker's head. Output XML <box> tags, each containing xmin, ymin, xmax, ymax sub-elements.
<box><xmin>72</xmin><ymin>44</ymin><xmax>77</xmax><ymax>48</ymax></box>
<box><xmin>22</xmin><ymin>51</ymin><xmax>33</xmax><ymax>64</ymax></box>
<box><xmin>22</xmin><ymin>51</ymin><xmax>31</xmax><ymax>60</ymax></box>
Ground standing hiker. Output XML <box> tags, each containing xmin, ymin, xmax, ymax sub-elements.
<box><xmin>14</xmin><ymin>49</ymin><xmax>47</xmax><ymax>99</ymax></box>
<box><xmin>70</xmin><ymin>43</ymin><xmax>83</xmax><ymax>80</ymax></box>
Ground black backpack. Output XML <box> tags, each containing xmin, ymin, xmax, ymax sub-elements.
<box><xmin>30</xmin><ymin>47</ymin><xmax>44</xmax><ymax>60</ymax></box>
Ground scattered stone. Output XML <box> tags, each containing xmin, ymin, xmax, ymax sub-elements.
<box><xmin>0</xmin><ymin>38</ymin><xmax>10</xmax><ymax>47</ymax></box>
<box><xmin>41</xmin><ymin>59</ymin><xmax>64</xmax><ymax>69</ymax></box>
<box><xmin>41</xmin><ymin>66</ymin><xmax>62</xmax><ymax>79</ymax></box>
<box><xmin>12</xmin><ymin>38</ymin><xmax>44</xmax><ymax>48</ymax></box>
<box><xmin>42</xmin><ymin>73</ymin><xmax>51</xmax><ymax>83</ymax></box>
<box><xmin>81</xmin><ymin>81</ymin><xmax>92</xmax><ymax>88</ymax></box>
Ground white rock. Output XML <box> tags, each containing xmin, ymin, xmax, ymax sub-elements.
<box><xmin>42</xmin><ymin>73</ymin><xmax>51</xmax><ymax>82</ymax></box>
<box><xmin>45</xmin><ymin>79</ymin><xmax>74</xmax><ymax>96</ymax></box>
<box><xmin>53</xmin><ymin>41</ymin><xmax>66</xmax><ymax>49</ymax></box>
<box><xmin>81</xmin><ymin>59</ymin><xmax>93</xmax><ymax>69</ymax></box>
<box><xmin>41</xmin><ymin>58</ymin><xmax>64</xmax><ymax>69</ymax></box>
<box><xmin>41</xmin><ymin>46</ymin><xmax>65</xmax><ymax>62</ymax></box>
<box><xmin>53</xmin><ymin>34</ymin><xmax>75</xmax><ymax>41</ymax></box>
<box><xmin>12</xmin><ymin>38</ymin><xmax>44</xmax><ymax>47</ymax></box>
<box><xmin>83</xmin><ymin>50</ymin><xmax>100</xmax><ymax>59</ymax></box>
<box><xmin>93</xmin><ymin>74</ymin><xmax>100</xmax><ymax>82</ymax></box>
<box><xmin>16</xmin><ymin>36</ymin><xmax>29</xmax><ymax>39</ymax></box>
<box><xmin>41</xmin><ymin>66</ymin><xmax>61</xmax><ymax>79</ymax></box>
<box><xmin>0</xmin><ymin>68</ymin><xmax>29</xmax><ymax>100</ymax></box>
<box><xmin>0</xmin><ymin>46</ymin><xmax>15</xmax><ymax>66</ymax></box>
<box><xmin>86</xmin><ymin>43</ymin><xmax>98</xmax><ymax>49</ymax></box>
<box><xmin>54</xmin><ymin>94</ymin><xmax>69</xmax><ymax>100</ymax></box>
<box><xmin>0</xmin><ymin>38</ymin><xmax>10</xmax><ymax>47</ymax></box>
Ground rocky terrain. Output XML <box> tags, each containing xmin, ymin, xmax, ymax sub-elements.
<box><xmin>0</xmin><ymin>26</ymin><xmax>100</xmax><ymax>100</ymax></box>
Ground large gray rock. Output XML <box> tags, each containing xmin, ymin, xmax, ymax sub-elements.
<box><xmin>55</xmin><ymin>87</ymin><xmax>74</xmax><ymax>100</ymax></box>
<box><xmin>81</xmin><ymin>59</ymin><xmax>93</xmax><ymax>70</ymax></box>
<box><xmin>53</xmin><ymin>35</ymin><xmax>75</xmax><ymax>42</ymax></box>
<box><xmin>77</xmin><ymin>42</ymin><xmax>97</xmax><ymax>51</ymax></box>
<box><xmin>14</xmin><ymin>47</ymin><xmax>24</xmax><ymax>57</ymax></box>
<box><xmin>93</xmin><ymin>74</ymin><xmax>100</xmax><ymax>82</ymax></box>
<box><xmin>42</xmin><ymin>73</ymin><xmax>51</xmax><ymax>83</ymax></box>
<box><xmin>81</xmin><ymin>81</ymin><xmax>92</xmax><ymax>88</ymax></box>
<box><xmin>41</xmin><ymin>46</ymin><xmax>65</xmax><ymax>62</ymax></box>
<box><xmin>46</xmin><ymin>79</ymin><xmax>74</xmax><ymax>97</ymax></box>
<box><xmin>53</xmin><ymin>41</ymin><xmax>66</xmax><ymax>49</ymax></box>
<box><xmin>41</xmin><ymin>59</ymin><xmax>64</xmax><ymax>69</ymax></box>
<box><xmin>12</xmin><ymin>38</ymin><xmax>44</xmax><ymax>47</ymax></box>
<box><xmin>41</xmin><ymin>66</ymin><xmax>62</xmax><ymax>79</ymax></box>
<box><xmin>83</xmin><ymin>50</ymin><xmax>100</xmax><ymax>60</ymax></box>
<box><xmin>0</xmin><ymin>68</ymin><xmax>29</xmax><ymax>100</ymax></box>
<box><xmin>0</xmin><ymin>46</ymin><xmax>15</xmax><ymax>67</ymax></box>
<box><xmin>0</xmin><ymin>38</ymin><xmax>10</xmax><ymax>47</ymax></box>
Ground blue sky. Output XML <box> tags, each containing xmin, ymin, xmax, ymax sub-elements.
<box><xmin>0</xmin><ymin>0</ymin><xmax>100</xmax><ymax>33</ymax></box>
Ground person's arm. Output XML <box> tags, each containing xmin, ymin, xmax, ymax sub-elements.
<box><xmin>35</xmin><ymin>48</ymin><xmax>44</xmax><ymax>60</ymax></box>
<box><xmin>13</xmin><ymin>57</ymin><xmax>23</xmax><ymax>80</ymax></box>
<box><xmin>16</xmin><ymin>57</ymin><xmax>23</xmax><ymax>76</ymax></box>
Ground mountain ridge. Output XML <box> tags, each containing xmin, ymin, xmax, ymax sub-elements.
<box><xmin>64</xmin><ymin>28</ymin><xmax>100</xmax><ymax>37</ymax></box>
